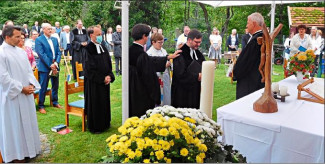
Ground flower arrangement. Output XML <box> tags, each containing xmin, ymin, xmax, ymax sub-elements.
<box><xmin>286</xmin><ymin>50</ymin><xmax>316</xmax><ymax>79</ymax></box>
<box><xmin>102</xmin><ymin>106</ymin><xmax>246</xmax><ymax>163</ymax></box>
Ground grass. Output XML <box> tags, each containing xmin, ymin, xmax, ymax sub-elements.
<box><xmin>33</xmin><ymin>57</ymin><xmax>286</xmax><ymax>162</ymax></box>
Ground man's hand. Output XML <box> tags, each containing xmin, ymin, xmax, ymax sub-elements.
<box><xmin>81</xmin><ymin>42</ymin><xmax>88</xmax><ymax>46</ymax></box>
<box><xmin>166</xmin><ymin>61</ymin><xmax>171</xmax><ymax>68</ymax></box>
<box><xmin>167</xmin><ymin>50</ymin><xmax>182</xmax><ymax>60</ymax></box>
<box><xmin>50</xmin><ymin>64</ymin><xmax>57</xmax><ymax>70</ymax></box>
<box><xmin>22</xmin><ymin>85</ymin><xmax>35</xmax><ymax>95</ymax></box>
<box><xmin>104</xmin><ymin>76</ymin><xmax>111</xmax><ymax>85</ymax></box>
<box><xmin>198</xmin><ymin>73</ymin><xmax>202</xmax><ymax>81</ymax></box>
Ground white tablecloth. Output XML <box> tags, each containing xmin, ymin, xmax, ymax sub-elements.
<box><xmin>217</xmin><ymin>76</ymin><xmax>324</xmax><ymax>163</ymax></box>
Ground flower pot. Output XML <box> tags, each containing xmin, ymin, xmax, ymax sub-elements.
<box><xmin>296</xmin><ymin>71</ymin><xmax>309</xmax><ymax>83</ymax></box>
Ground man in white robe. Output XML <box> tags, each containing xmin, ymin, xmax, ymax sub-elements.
<box><xmin>0</xmin><ymin>25</ymin><xmax>41</xmax><ymax>162</ymax></box>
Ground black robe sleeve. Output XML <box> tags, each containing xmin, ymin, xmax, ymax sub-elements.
<box><xmin>137</xmin><ymin>52</ymin><xmax>164</xmax><ymax>104</ymax></box>
<box><xmin>233</xmin><ymin>39</ymin><xmax>260</xmax><ymax>80</ymax></box>
<box><xmin>149</xmin><ymin>56</ymin><xmax>168</xmax><ymax>72</ymax></box>
<box><xmin>173</xmin><ymin>56</ymin><xmax>199</xmax><ymax>87</ymax></box>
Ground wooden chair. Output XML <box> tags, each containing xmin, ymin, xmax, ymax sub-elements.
<box><xmin>0</xmin><ymin>150</ymin><xmax>3</xmax><ymax>163</ymax></box>
<box><xmin>33</xmin><ymin>68</ymin><xmax>53</xmax><ymax>106</ymax></box>
<box><xmin>76</xmin><ymin>62</ymin><xmax>84</xmax><ymax>83</ymax></box>
<box><xmin>64</xmin><ymin>81</ymin><xmax>86</xmax><ymax>132</ymax></box>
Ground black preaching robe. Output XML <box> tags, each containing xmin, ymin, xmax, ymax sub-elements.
<box><xmin>129</xmin><ymin>43</ymin><xmax>167</xmax><ymax>117</ymax></box>
<box><xmin>171</xmin><ymin>43</ymin><xmax>205</xmax><ymax>109</ymax></box>
<box><xmin>84</xmin><ymin>42</ymin><xmax>115</xmax><ymax>133</ymax></box>
<box><xmin>233</xmin><ymin>30</ymin><xmax>264</xmax><ymax>100</ymax></box>
<box><xmin>71</xmin><ymin>28</ymin><xmax>88</xmax><ymax>79</ymax></box>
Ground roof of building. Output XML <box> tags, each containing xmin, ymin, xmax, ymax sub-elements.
<box><xmin>288</xmin><ymin>7</ymin><xmax>324</xmax><ymax>28</ymax></box>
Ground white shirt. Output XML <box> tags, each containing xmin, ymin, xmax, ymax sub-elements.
<box><xmin>92</xmin><ymin>41</ymin><xmax>105</xmax><ymax>54</ymax></box>
<box><xmin>209</xmin><ymin>34</ymin><xmax>222</xmax><ymax>44</ymax></box>
<box><xmin>66</xmin><ymin>32</ymin><xmax>70</xmax><ymax>44</ymax></box>
<box><xmin>310</xmin><ymin>35</ymin><xmax>322</xmax><ymax>55</ymax></box>
<box><xmin>106</xmin><ymin>33</ymin><xmax>112</xmax><ymax>43</ymax></box>
<box><xmin>45</xmin><ymin>36</ymin><xmax>55</xmax><ymax>59</ymax></box>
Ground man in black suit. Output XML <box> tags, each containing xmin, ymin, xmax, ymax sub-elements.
<box><xmin>32</xmin><ymin>21</ymin><xmax>41</xmax><ymax>34</ymax></box>
<box><xmin>23</xmin><ymin>24</ymin><xmax>30</xmax><ymax>38</ymax></box>
<box><xmin>241</xmin><ymin>28</ymin><xmax>251</xmax><ymax>50</ymax></box>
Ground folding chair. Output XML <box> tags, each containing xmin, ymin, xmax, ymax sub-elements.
<box><xmin>33</xmin><ymin>68</ymin><xmax>53</xmax><ymax>106</ymax></box>
<box><xmin>76</xmin><ymin>62</ymin><xmax>84</xmax><ymax>83</ymax></box>
<box><xmin>64</xmin><ymin>81</ymin><xmax>86</xmax><ymax>132</ymax></box>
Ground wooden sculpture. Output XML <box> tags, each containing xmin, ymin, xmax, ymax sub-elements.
<box><xmin>253</xmin><ymin>23</ymin><xmax>283</xmax><ymax>113</ymax></box>
<box><xmin>297</xmin><ymin>78</ymin><xmax>325</xmax><ymax>104</ymax></box>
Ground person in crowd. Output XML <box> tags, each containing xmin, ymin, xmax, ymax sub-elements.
<box><xmin>0</xmin><ymin>25</ymin><xmax>41</xmax><ymax>163</ymax></box>
<box><xmin>35</xmin><ymin>23</ymin><xmax>62</xmax><ymax>114</ymax></box>
<box><xmin>0</xmin><ymin>20</ymin><xmax>14</xmax><ymax>45</ymax></box>
<box><xmin>32</xmin><ymin>21</ymin><xmax>41</xmax><ymax>34</ymax></box>
<box><xmin>208</xmin><ymin>27</ymin><xmax>222</xmax><ymax>67</ymax></box>
<box><xmin>317</xmin><ymin>30</ymin><xmax>324</xmax><ymax>78</ymax></box>
<box><xmin>283</xmin><ymin>31</ymin><xmax>295</xmax><ymax>60</ymax></box>
<box><xmin>112</xmin><ymin>25</ymin><xmax>122</xmax><ymax>76</ymax></box>
<box><xmin>241</xmin><ymin>28</ymin><xmax>251</xmax><ymax>50</ymax></box>
<box><xmin>309</xmin><ymin>26</ymin><xmax>322</xmax><ymax>77</ymax></box>
<box><xmin>51</xmin><ymin>26</ymin><xmax>60</xmax><ymax>45</ymax></box>
<box><xmin>145</xmin><ymin>26</ymin><xmax>158</xmax><ymax>51</ymax></box>
<box><xmin>18</xmin><ymin>32</ymin><xmax>36</xmax><ymax>70</ymax></box>
<box><xmin>171</xmin><ymin>29</ymin><xmax>205</xmax><ymax>109</ymax></box>
<box><xmin>105</xmin><ymin>27</ymin><xmax>113</xmax><ymax>52</ymax></box>
<box><xmin>158</xmin><ymin>28</ymin><xmax>163</xmax><ymax>35</ymax></box>
<box><xmin>290</xmin><ymin>24</ymin><xmax>312</xmax><ymax>56</ymax></box>
<box><xmin>233</xmin><ymin>12</ymin><xmax>265</xmax><ymax>100</ymax></box>
<box><xmin>60</xmin><ymin>25</ymin><xmax>73</xmax><ymax>58</ymax></box>
<box><xmin>226</xmin><ymin>29</ymin><xmax>239</xmax><ymax>51</ymax></box>
<box><xmin>54</xmin><ymin>22</ymin><xmax>61</xmax><ymax>35</ymax></box>
<box><xmin>25</xmin><ymin>30</ymin><xmax>39</xmax><ymax>65</ymax></box>
<box><xmin>84</xmin><ymin>25</ymin><xmax>115</xmax><ymax>133</ymax></box>
<box><xmin>147</xmin><ymin>33</ymin><xmax>172</xmax><ymax>106</ymax></box>
<box><xmin>176</xmin><ymin>26</ymin><xmax>190</xmax><ymax>49</ymax></box>
<box><xmin>129</xmin><ymin>24</ymin><xmax>180</xmax><ymax>117</ymax></box>
<box><xmin>71</xmin><ymin>19</ymin><xmax>88</xmax><ymax>80</ymax></box>
<box><xmin>23</xmin><ymin>24</ymin><xmax>30</xmax><ymax>38</ymax></box>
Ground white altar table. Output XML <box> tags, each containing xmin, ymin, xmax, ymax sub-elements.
<box><xmin>217</xmin><ymin>76</ymin><xmax>324</xmax><ymax>163</ymax></box>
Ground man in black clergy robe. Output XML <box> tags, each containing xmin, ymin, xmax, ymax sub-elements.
<box><xmin>171</xmin><ymin>29</ymin><xmax>205</xmax><ymax>109</ymax></box>
<box><xmin>233</xmin><ymin>12</ymin><xmax>265</xmax><ymax>100</ymax></box>
<box><xmin>84</xmin><ymin>25</ymin><xmax>115</xmax><ymax>133</ymax></box>
<box><xmin>71</xmin><ymin>19</ymin><xmax>88</xmax><ymax>80</ymax></box>
<box><xmin>241</xmin><ymin>28</ymin><xmax>251</xmax><ymax>50</ymax></box>
<box><xmin>129</xmin><ymin>24</ymin><xmax>180</xmax><ymax>117</ymax></box>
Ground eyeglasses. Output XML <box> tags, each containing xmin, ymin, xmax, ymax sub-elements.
<box><xmin>156</xmin><ymin>41</ymin><xmax>164</xmax><ymax>44</ymax></box>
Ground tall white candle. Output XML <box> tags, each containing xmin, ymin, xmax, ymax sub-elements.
<box><xmin>280</xmin><ymin>86</ymin><xmax>288</xmax><ymax>96</ymax></box>
<box><xmin>200</xmin><ymin>61</ymin><xmax>215</xmax><ymax>118</ymax></box>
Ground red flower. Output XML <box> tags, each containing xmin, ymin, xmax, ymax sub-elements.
<box><xmin>290</xmin><ymin>61</ymin><xmax>294</xmax><ymax>63</ymax></box>
<box><xmin>300</xmin><ymin>64</ymin><xmax>304</xmax><ymax>68</ymax></box>
<box><xmin>309</xmin><ymin>70</ymin><xmax>312</xmax><ymax>73</ymax></box>
<box><xmin>295</xmin><ymin>62</ymin><xmax>298</xmax><ymax>66</ymax></box>
<box><xmin>303</xmin><ymin>69</ymin><xmax>307</xmax><ymax>73</ymax></box>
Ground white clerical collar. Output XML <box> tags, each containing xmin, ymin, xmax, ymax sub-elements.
<box><xmin>133</xmin><ymin>42</ymin><xmax>144</xmax><ymax>47</ymax></box>
<box><xmin>186</xmin><ymin>43</ymin><xmax>198</xmax><ymax>60</ymax></box>
<box><xmin>92</xmin><ymin>41</ymin><xmax>105</xmax><ymax>54</ymax></box>
<box><xmin>247</xmin><ymin>30</ymin><xmax>262</xmax><ymax>44</ymax></box>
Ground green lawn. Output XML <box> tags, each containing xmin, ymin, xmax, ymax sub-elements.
<box><xmin>33</xmin><ymin>57</ymin><xmax>286</xmax><ymax>162</ymax></box>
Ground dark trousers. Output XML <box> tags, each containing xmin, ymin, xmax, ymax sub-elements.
<box><xmin>115</xmin><ymin>57</ymin><xmax>122</xmax><ymax>75</ymax></box>
<box><xmin>38</xmin><ymin>71</ymin><xmax>59</xmax><ymax>109</ymax></box>
<box><xmin>64</xmin><ymin>44</ymin><xmax>72</xmax><ymax>56</ymax></box>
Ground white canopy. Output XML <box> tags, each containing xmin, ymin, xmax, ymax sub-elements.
<box><xmin>196</xmin><ymin>1</ymin><xmax>321</xmax><ymax>8</ymax></box>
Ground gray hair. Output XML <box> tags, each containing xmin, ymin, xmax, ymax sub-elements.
<box><xmin>63</xmin><ymin>25</ymin><xmax>70</xmax><ymax>30</ymax></box>
<box><xmin>248</xmin><ymin>12</ymin><xmax>264</xmax><ymax>27</ymax></box>
<box><xmin>42</xmin><ymin>23</ymin><xmax>51</xmax><ymax>29</ymax></box>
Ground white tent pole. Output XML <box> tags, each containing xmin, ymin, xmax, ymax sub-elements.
<box><xmin>122</xmin><ymin>1</ymin><xmax>129</xmax><ymax>123</ymax></box>
<box><xmin>271</xmin><ymin>1</ymin><xmax>276</xmax><ymax>76</ymax></box>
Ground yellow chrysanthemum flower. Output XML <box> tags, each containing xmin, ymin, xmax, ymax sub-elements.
<box><xmin>297</xmin><ymin>53</ymin><xmax>307</xmax><ymax>61</ymax></box>
<box><xmin>119</xmin><ymin>136</ymin><xmax>128</xmax><ymax>142</ymax></box>
<box><xmin>198</xmin><ymin>144</ymin><xmax>208</xmax><ymax>152</ymax></box>
<box><xmin>199</xmin><ymin>152</ymin><xmax>206</xmax><ymax>158</ymax></box>
<box><xmin>169</xmin><ymin>140</ymin><xmax>174</xmax><ymax>146</ymax></box>
<box><xmin>184</xmin><ymin>117</ymin><xmax>196</xmax><ymax>124</ymax></box>
<box><xmin>196</xmin><ymin>155</ymin><xmax>203</xmax><ymax>163</ymax></box>
<box><xmin>180</xmin><ymin>148</ymin><xmax>189</xmax><ymax>156</ymax></box>
<box><xmin>159</xmin><ymin>128</ymin><xmax>169</xmax><ymax>136</ymax></box>
<box><xmin>150</xmin><ymin>152</ymin><xmax>154</xmax><ymax>156</ymax></box>
<box><xmin>127</xmin><ymin>150</ymin><xmax>136</xmax><ymax>159</ymax></box>
<box><xmin>123</xmin><ymin>157</ymin><xmax>129</xmax><ymax>163</ymax></box>
<box><xmin>135</xmin><ymin>150</ymin><xmax>142</xmax><ymax>157</ymax></box>
<box><xmin>166</xmin><ymin>158</ymin><xmax>172</xmax><ymax>163</ymax></box>
<box><xmin>143</xmin><ymin>159</ymin><xmax>150</xmax><ymax>163</ymax></box>
<box><xmin>155</xmin><ymin>150</ymin><xmax>164</xmax><ymax>160</ymax></box>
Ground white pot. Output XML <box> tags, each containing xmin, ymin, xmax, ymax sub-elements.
<box><xmin>296</xmin><ymin>71</ymin><xmax>309</xmax><ymax>83</ymax></box>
